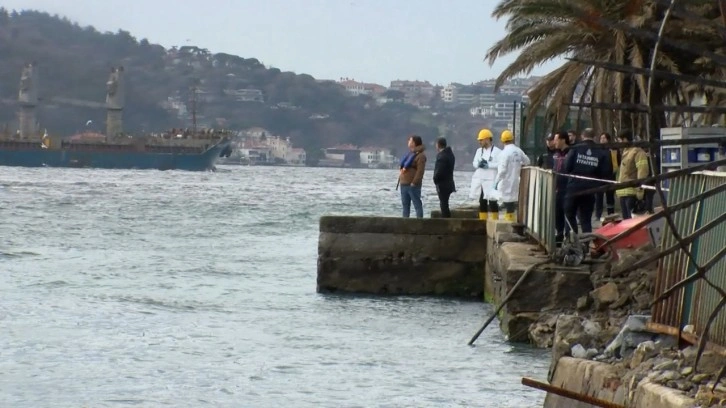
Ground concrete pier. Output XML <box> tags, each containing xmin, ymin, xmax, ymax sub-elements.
<box><xmin>544</xmin><ymin>357</ymin><xmax>695</xmax><ymax>408</ymax></box>
<box><xmin>316</xmin><ymin>216</ymin><xmax>487</xmax><ymax>298</ymax></box>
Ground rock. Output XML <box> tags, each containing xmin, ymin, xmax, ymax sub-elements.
<box><xmin>692</xmin><ymin>373</ymin><xmax>710</xmax><ymax>383</ymax></box>
<box><xmin>630</xmin><ymin>340</ymin><xmax>656</xmax><ymax>368</ymax></box>
<box><xmin>674</xmin><ymin>379</ymin><xmax>692</xmax><ymax>392</ymax></box>
<box><xmin>528</xmin><ymin>321</ymin><xmax>554</xmax><ymax>348</ymax></box>
<box><xmin>654</xmin><ymin>335</ymin><xmax>678</xmax><ymax>351</ymax></box>
<box><xmin>591</xmin><ymin>282</ymin><xmax>620</xmax><ymax>309</ymax></box>
<box><xmin>654</xmin><ymin>360</ymin><xmax>677</xmax><ymax>371</ymax></box>
<box><xmin>681</xmin><ymin>366</ymin><xmax>694</xmax><ymax>376</ymax></box>
<box><xmin>571</xmin><ymin>344</ymin><xmax>588</xmax><ymax>359</ymax></box>
<box><xmin>681</xmin><ymin>345</ymin><xmax>699</xmax><ymax>361</ymax></box>
<box><xmin>576</xmin><ymin>295</ymin><xmax>590</xmax><ymax>310</ymax></box>
<box><xmin>586</xmin><ymin>348</ymin><xmax>599</xmax><ymax>359</ymax></box>
<box><xmin>548</xmin><ymin>315</ymin><xmax>595</xmax><ymax>381</ymax></box>
<box><xmin>655</xmin><ymin>370</ymin><xmax>681</xmax><ymax>384</ymax></box>
<box><xmin>582</xmin><ymin>319</ymin><xmax>602</xmax><ymax>337</ymax></box>
<box><xmin>609</xmin><ymin>291</ymin><xmax>631</xmax><ymax>309</ymax></box>
<box><xmin>611</xmin><ymin>251</ymin><xmax>639</xmax><ymax>277</ymax></box>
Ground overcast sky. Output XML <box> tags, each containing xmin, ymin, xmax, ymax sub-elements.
<box><xmin>3</xmin><ymin>0</ymin><xmax>562</xmax><ymax>85</ymax></box>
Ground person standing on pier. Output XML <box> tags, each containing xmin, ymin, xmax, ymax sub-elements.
<box><xmin>615</xmin><ymin>129</ymin><xmax>649</xmax><ymax>219</ymax></box>
<box><xmin>595</xmin><ymin>132</ymin><xmax>619</xmax><ymax>221</ymax></box>
<box><xmin>492</xmin><ymin>130</ymin><xmax>530</xmax><ymax>222</ymax></box>
<box><xmin>551</xmin><ymin>130</ymin><xmax>571</xmax><ymax>245</ymax></box>
<box><xmin>433</xmin><ymin>137</ymin><xmax>456</xmax><ymax>218</ymax></box>
<box><xmin>469</xmin><ymin>128</ymin><xmax>502</xmax><ymax>220</ymax></box>
<box><xmin>563</xmin><ymin>128</ymin><xmax>611</xmax><ymax>234</ymax></box>
<box><xmin>398</xmin><ymin>135</ymin><xmax>427</xmax><ymax>218</ymax></box>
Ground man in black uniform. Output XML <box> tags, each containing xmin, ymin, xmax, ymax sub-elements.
<box><xmin>536</xmin><ymin>134</ymin><xmax>555</xmax><ymax>169</ymax></box>
<box><xmin>433</xmin><ymin>137</ymin><xmax>456</xmax><ymax>218</ymax></box>
<box><xmin>564</xmin><ymin>128</ymin><xmax>612</xmax><ymax>234</ymax></box>
<box><xmin>551</xmin><ymin>130</ymin><xmax>570</xmax><ymax>245</ymax></box>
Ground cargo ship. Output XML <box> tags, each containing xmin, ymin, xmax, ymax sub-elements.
<box><xmin>2</xmin><ymin>63</ymin><xmax>233</xmax><ymax>171</ymax></box>
<box><xmin>0</xmin><ymin>130</ymin><xmax>234</xmax><ymax>171</ymax></box>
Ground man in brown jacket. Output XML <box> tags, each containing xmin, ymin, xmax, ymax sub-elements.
<box><xmin>398</xmin><ymin>135</ymin><xmax>427</xmax><ymax>218</ymax></box>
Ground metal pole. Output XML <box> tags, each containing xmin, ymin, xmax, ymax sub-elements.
<box><xmin>521</xmin><ymin>377</ymin><xmax>625</xmax><ymax>408</ymax></box>
<box><xmin>512</xmin><ymin>100</ymin><xmax>517</xmax><ymax>143</ymax></box>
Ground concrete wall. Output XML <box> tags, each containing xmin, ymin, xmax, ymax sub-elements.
<box><xmin>317</xmin><ymin>216</ymin><xmax>487</xmax><ymax>298</ymax></box>
<box><xmin>485</xmin><ymin>220</ymin><xmax>593</xmax><ymax>342</ymax></box>
<box><xmin>544</xmin><ymin>357</ymin><xmax>696</xmax><ymax>408</ymax></box>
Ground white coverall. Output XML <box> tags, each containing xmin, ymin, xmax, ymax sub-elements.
<box><xmin>489</xmin><ymin>144</ymin><xmax>531</xmax><ymax>203</ymax></box>
<box><xmin>468</xmin><ymin>145</ymin><xmax>502</xmax><ymax>200</ymax></box>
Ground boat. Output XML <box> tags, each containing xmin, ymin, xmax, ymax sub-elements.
<box><xmin>0</xmin><ymin>130</ymin><xmax>234</xmax><ymax>171</ymax></box>
<box><xmin>1</xmin><ymin>63</ymin><xmax>233</xmax><ymax>171</ymax></box>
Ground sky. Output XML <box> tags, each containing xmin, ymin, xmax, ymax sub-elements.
<box><xmin>3</xmin><ymin>0</ymin><xmax>562</xmax><ymax>86</ymax></box>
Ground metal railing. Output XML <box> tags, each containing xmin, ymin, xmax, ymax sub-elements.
<box><xmin>653</xmin><ymin>171</ymin><xmax>726</xmax><ymax>347</ymax></box>
<box><xmin>517</xmin><ymin>167</ymin><xmax>557</xmax><ymax>254</ymax></box>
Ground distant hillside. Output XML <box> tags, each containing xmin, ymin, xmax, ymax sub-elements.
<box><xmin>0</xmin><ymin>9</ymin><xmax>441</xmax><ymax>161</ymax></box>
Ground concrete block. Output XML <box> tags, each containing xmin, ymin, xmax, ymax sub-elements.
<box><xmin>317</xmin><ymin>216</ymin><xmax>487</xmax><ymax>298</ymax></box>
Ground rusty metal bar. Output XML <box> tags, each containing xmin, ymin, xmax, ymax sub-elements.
<box><xmin>521</xmin><ymin>377</ymin><xmax>625</xmax><ymax>408</ymax></box>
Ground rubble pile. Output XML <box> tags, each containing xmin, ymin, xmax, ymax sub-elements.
<box><xmin>523</xmin><ymin>243</ymin><xmax>726</xmax><ymax>405</ymax></box>
<box><xmin>528</xmin><ymin>244</ymin><xmax>659</xmax><ymax>350</ymax></box>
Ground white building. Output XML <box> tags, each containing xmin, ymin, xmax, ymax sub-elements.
<box><xmin>359</xmin><ymin>147</ymin><xmax>396</xmax><ymax>168</ymax></box>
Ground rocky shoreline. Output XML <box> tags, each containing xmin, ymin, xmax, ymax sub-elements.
<box><xmin>526</xmin><ymin>244</ymin><xmax>726</xmax><ymax>406</ymax></box>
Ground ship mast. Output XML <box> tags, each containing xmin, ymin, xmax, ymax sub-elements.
<box><xmin>190</xmin><ymin>81</ymin><xmax>198</xmax><ymax>134</ymax></box>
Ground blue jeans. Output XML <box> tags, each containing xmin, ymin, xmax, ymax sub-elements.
<box><xmin>400</xmin><ymin>184</ymin><xmax>423</xmax><ymax>218</ymax></box>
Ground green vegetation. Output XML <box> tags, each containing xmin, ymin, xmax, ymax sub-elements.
<box><xmin>487</xmin><ymin>0</ymin><xmax>726</xmax><ymax>137</ymax></box>
<box><xmin>0</xmin><ymin>9</ymin><xmax>443</xmax><ymax>160</ymax></box>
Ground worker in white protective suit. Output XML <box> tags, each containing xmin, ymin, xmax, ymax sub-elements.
<box><xmin>469</xmin><ymin>128</ymin><xmax>503</xmax><ymax>220</ymax></box>
<box><xmin>490</xmin><ymin>130</ymin><xmax>531</xmax><ymax>222</ymax></box>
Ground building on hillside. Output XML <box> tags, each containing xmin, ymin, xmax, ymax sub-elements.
<box><xmin>359</xmin><ymin>146</ymin><xmax>397</xmax><ymax>168</ymax></box>
<box><xmin>223</xmin><ymin>88</ymin><xmax>264</xmax><ymax>102</ymax></box>
<box><xmin>232</xmin><ymin>128</ymin><xmax>307</xmax><ymax>166</ymax></box>
<box><xmin>288</xmin><ymin>148</ymin><xmax>307</xmax><ymax>166</ymax></box>
<box><xmin>337</xmin><ymin>78</ymin><xmax>387</xmax><ymax>97</ymax></box>
<box><xmin>389</xmin><ymin>80</ymin><xmax>435</xmax><ymax>106</ymax></box>
<box><xmin>319</xmin><ymin>144</ymin><xmax>361</xmax><ymax>167</ymax></box>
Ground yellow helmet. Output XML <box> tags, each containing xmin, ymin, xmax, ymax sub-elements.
<box><xmin>501</xmin><ymin>130</ymin><xmax>514</xmax><ymax>143</ymax></box>
<box><xmin>477</xmin><ymin>129</ymin><xmax>493</xmax><ymax>141</ymax></box>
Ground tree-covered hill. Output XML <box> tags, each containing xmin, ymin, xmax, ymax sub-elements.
<box><xmin>0</xmin><ymin>9</ymin><xmax>442</xmax><ymax>160</ymax></box>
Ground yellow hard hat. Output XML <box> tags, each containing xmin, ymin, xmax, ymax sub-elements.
<box><xmin>501</xmin><ymin>130</ymin><xmax>514</xmax><ymax>143</ymax></box>
<box><xmin>477</xmin><ymin>129</ymin><xmax>493</xmax><ymax>140</ymax></box>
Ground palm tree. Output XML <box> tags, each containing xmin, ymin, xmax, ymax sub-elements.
<box><xmin>486</xmin><ymin>0</ymin><xmax>726</xmax><ymax>136</ymax></box>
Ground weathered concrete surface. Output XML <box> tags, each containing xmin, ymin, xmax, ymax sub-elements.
<box><xmin>484</xmin><ymin>220</ymin><xmax>594</xmax><ymax>342</ymax></box>
<box><xmin>430</xmin><ymin>205</ymin><xmax>479</xmax><ymax>219</ymax></box>
<box><xmin>317</xmin><ymin>216</ymin><xmax>487</xmax><ymax>298</ymax></box>
<box><xmin>544</xmin><ymin>357</ymin><xmax>696</xmax><ymax>408</ymax></box>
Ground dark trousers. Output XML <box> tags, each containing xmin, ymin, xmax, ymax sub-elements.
<box><xmin>479</xmin><ymin>189</ymin><xmax>499</xmax><ymax>213</ymax></box>
<box><xmin>620</xmin><ymin>195</ymin><xmax>638</xmax><ymax>219</ymax></box>
<box><xmin>595</xmin><ymin>190</ymin><xmax>615</xmax><ymax>218</ymax></box>
<box><xmin>644</xmin><ymin>189</ymin><xmax>655</xmax><ymax>213</ymax></box>
<box><xmin>555</xmin><ymin>190</ymin><xmax>570</xmax><ymax>242</ymax></box>
<box><xmin>565</xmin><ymin>193</ymin><xmax>596</xmax><ymax>234</ymax></box>
<box><xmin>437</xmin><ymin>190</ymin><xmax>452</xmax><ymax>218</ymax></box>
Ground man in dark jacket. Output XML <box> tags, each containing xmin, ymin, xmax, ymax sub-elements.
<box><xmin>551</xmin><ymin>131</ymin><xmax>570</xmax><ymax>244</ymax></box>
<box><xmin>564</xmin><ymin>128</ymin><xmax>612</xmax><ymax>234</ymax></box>
<box><xmin>536</xmin><ymin>134</ymin><xmax>555</xmax><ymax>169</ymax></box>
<box><xmin>433</xmin><ymin>137</ymin><xmax>456</xmax><ymax>218</ymax></box>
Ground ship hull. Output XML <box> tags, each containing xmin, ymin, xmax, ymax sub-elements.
<box><xmin>0</xmin><ymin>139</ymin><xmax>231</xmax><ymax>171</ymax></box>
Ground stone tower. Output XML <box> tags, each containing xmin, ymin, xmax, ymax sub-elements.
<box><xmin>18</xmin><ymin>63</ymin><xmax>39</xmax><ymax>139</ymax></box>
<box><xmin>105</xmin><ymin>66</ymin><xmax>125</xmax><ymax>137</ymax></box>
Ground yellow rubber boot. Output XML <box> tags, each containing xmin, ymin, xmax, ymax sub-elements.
<box><xmin>488</xmin><ymin>212</ymin><xmax>499</xmax><ymax>221</ymax></box>
<box><xmin>503</xmin><ymin>212</ymin><xmax>516</xmax><ymax>222</ymax></box>
<box><xmin>478</xmin><ymin>212</ymin><xmax>488</xmax><ymax>220</ymax></box>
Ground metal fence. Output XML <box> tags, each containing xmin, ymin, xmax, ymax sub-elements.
<box><xmin>517</xmin><ymin>166</ymin><xmax>557</xmax><ymax>255</ymax></box>
<box><xmin>652</xmin><ymin>171</ymin><xmax>726</xmax><ymax>347</ymax></box>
